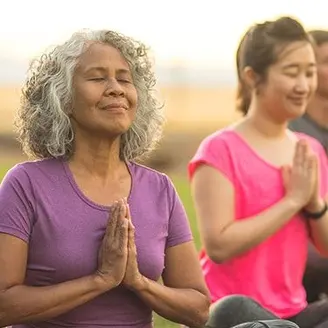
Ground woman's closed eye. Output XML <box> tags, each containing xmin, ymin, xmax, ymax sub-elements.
<box><xmin>89</xmin><ymin>77</ymin><xmax>106</xmax><ymax>82</ymax></box>
<box><xmin>306</xmin><ymin>71</ymin><xmax>316</xmax><ymax>78</ymax></box>
<box><xmin>284</xmin><ymin>69</ymin><xmax>298</xmax><ymax>78</ymax></box>
<box><xmin>88</xmin><ymin>77</ymin><xmax>132</xmax><ymax>84</ymax></box>
<box><xmin>118</xmin><ymin>79</ymin><xmax>132</xmax><ymax>84</ymax></box>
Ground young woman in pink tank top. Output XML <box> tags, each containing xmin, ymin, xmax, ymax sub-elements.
<box><xmin>189</xmin><ymin>17</ymin><xmax>328</xmax><ymax>328</ymax></box>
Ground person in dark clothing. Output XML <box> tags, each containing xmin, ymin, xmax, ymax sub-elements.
<box><xmin>289</xmin><ymin>30</ymin><xmax>328</xmax><ymax>154</ymax></box>
<box><xmin>289</xmin><ymin>30</ymin><xmax>328</xmax><ymax>304</ymax></box>
<box><xmin>206</xmin><ymin>295</ymin><xmax>328</xmax><ymax>328</ymax></box>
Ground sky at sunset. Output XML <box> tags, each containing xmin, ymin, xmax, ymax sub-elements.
<box><xmin>0</xmin><ymin>0</ymin><xmax>327</xmax><ymax>84</ymax></box>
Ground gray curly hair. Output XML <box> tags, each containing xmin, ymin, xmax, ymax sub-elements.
<box><xmin>15</xmin><ymin>29</ymin><xmax>165</xmax><ymax>161</ymax></box>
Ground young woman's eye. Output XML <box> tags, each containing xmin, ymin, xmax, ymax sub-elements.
<box><xmin>285</xmin><ymin>72</ymin><xmax>298</xmax><ymax>78</ymax></box>
<box><xmin>306</xmin><ymin>71</ymin><xmax>316</xmax><ymax>78</ymax></box>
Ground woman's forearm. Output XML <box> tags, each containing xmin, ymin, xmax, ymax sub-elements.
<box><xmin>310</xmin><ymin>216</ymin><xmax>328</xmax><ymax>254</ymax></box>
<box><xmin>210</xmin><ymin>197</ymin><xmax>301</xmax><ymax>262</ymax></box>
<box><xmin>130</xmin><ymin>276</ymin><xmax>209</xmax><ymax>328</ymax></box>
<box><xmin>0</xmin><ymin>274</ymin><xmax>110</xmax><ymax>326</ymax></box>
<box><xmin>308</xmin><ymin>198</ymin><xmax>328</xmax><ymax>255</ymax></box>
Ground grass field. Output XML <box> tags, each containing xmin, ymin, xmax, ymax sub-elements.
<box><xmin>0</xmin><ymin>163</ymin><xmax>200</xmax><ymax>328</ymax></box>
<box><xmin>0</xmin><ymin>165</ymin><xmax>9</xmax><ymax>181</ymax></box>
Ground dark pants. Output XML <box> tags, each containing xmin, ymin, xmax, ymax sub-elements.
<box><xmin>206</xmin><ymin>295</ymin><xmax>328</xmax><ymax>328</ymax></box>
<box><xmin>200</xmin><ymin>244</ymin><xmax>328</xmax><ymax>328</ymax></box>
<box><xmin>303</xmin><ymin>244</ymin><xmax>328</xmax><ymax>303</ymax></box>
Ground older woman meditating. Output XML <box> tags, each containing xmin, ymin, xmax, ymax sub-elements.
<box><xmin>0</xmin><ymin>30</ymin><xmax>210</xmax><ymax>328</ymax></box>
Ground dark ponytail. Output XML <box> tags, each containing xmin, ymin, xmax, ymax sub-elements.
<box><xmin>236</xmin><ymin>81</ymin><xmax>251</xmax><ymax>116</ymax></box>
<box><xmin>236</xmin><ymin>31</ymin><xmax>252</xmax><ymax>116</ymax></box>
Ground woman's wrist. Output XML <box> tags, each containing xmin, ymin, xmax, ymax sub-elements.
<box><xmin>282</xmin><ymin>196</ymin><xmax>306</xmax><ymax>212</ymax></box>
<box><xmin>126</xmin><ymin>274</ymin><xmax>149</xmax><ymax>293</ymax></box>
<box><xmin>305</xmin><ymin>198</ymin><xmax>326</xmax><ymax>213</ymax></box>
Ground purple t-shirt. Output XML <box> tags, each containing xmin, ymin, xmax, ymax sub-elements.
<box><xmin>0</xmin><ymin>158</ymin><xmax>192</xmax><ymax>328</ymax></box>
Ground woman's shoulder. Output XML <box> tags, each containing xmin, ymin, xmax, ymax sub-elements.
<box><xmin>199</xmin><ymin>127</ymin><xmax>237</xmax><ymax>147</ymax></box>
<box><xmin>130</xmin><ymin>161</ymin><xmax>169</xmax><ymax>182</ymax></box>
<box><xmin>129</xmin><ymin>161</ymin><xmax>175</xmax><ymax>194</ymax></box>
<box><xmin>2</xmin><ymin>158</ymin><xmax>64</xmax><ymax>185</ymax></box>
<box><xmin>10</xmin><ymin>157</ymin><xmax>62</xmax><ymax>172</ymax></box>
<box><xmin>190</xmin><ymin>127</ymin><xmax>242</xmax><ymax>165</ymax></box>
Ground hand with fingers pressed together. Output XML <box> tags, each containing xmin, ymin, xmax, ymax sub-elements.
<box><xmin>303</xmin><ymin>148</ymin><xmax>326</xmax><ymax>213</ymax></box>
<box><xmin>96</xmin><ymin>197</ymin><xmax>144</xmax><ymax>291</ymax></box>
<box><xmin>282</xmin><ymin>139</ymin><xmax>323</xmax><ymax>210</ymax></box>
<box><xmin>122</xmin><ymin>199</ymin><xmax>145</xmax><ymax>291</ymax></box>
<box><xmin>96</xmin><ymin>199</ymin><xmax>129</xmax><ymax>290</ymax></box>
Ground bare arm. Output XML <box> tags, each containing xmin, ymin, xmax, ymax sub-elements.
<box><xmin>130</xmin><ymin>242</ymin><xmax>210</xmax><ymax>328</ymax></box>
<box><xmin>191</xmin><ymin>165</ymin><xmax>302</xmax><ymax>263</ymax></box>
<box><xmin>306</xmin><ymin>144</ymin><xmax>328</xmax><ymax>255</ymax></box>
<box><xmin>307</xmin><ymin>196</ymin><xmax>328</xmax><ymax>255</ymax></box>
<box><xmin>0</xmin><ymin>234</ymin><xmax>115</xmax><ymax>327</ymax></box>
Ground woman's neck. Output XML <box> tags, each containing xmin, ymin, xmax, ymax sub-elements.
<box><xmin>243</xmin><ymin>111</ymin><xmax>288</xmax><ymax>140</ymax></box>
<box><xmin>68</xmin><ymin>133</ymin><xmax>125</xmax><ymax>181</ymax></box>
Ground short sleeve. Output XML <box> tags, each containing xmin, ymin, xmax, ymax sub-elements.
<box><xmin>0</xmin><ymin>164</ymin><xmax>35</xmax><ymax>242</ymax></box>
<box><xmin>164</xmin><ymin>175</ymin><xmax>193</xmax><ymax>248</ymax></box>
<box><xmin>188</xmin><ymin>132</ymin><xmax>234</xmax><ymax>182</ymax></box>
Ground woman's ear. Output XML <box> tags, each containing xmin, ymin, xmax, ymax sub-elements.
<box><xmin>242</xmin><ymin>66</ymin><xmax>259</xmax><ymax>89</ymax></box>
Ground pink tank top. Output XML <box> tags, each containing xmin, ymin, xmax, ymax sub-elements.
<box><xmin>188</xmin><ymin>129</ymin><xmax>328</xmax><ymax>318</ymax></box>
